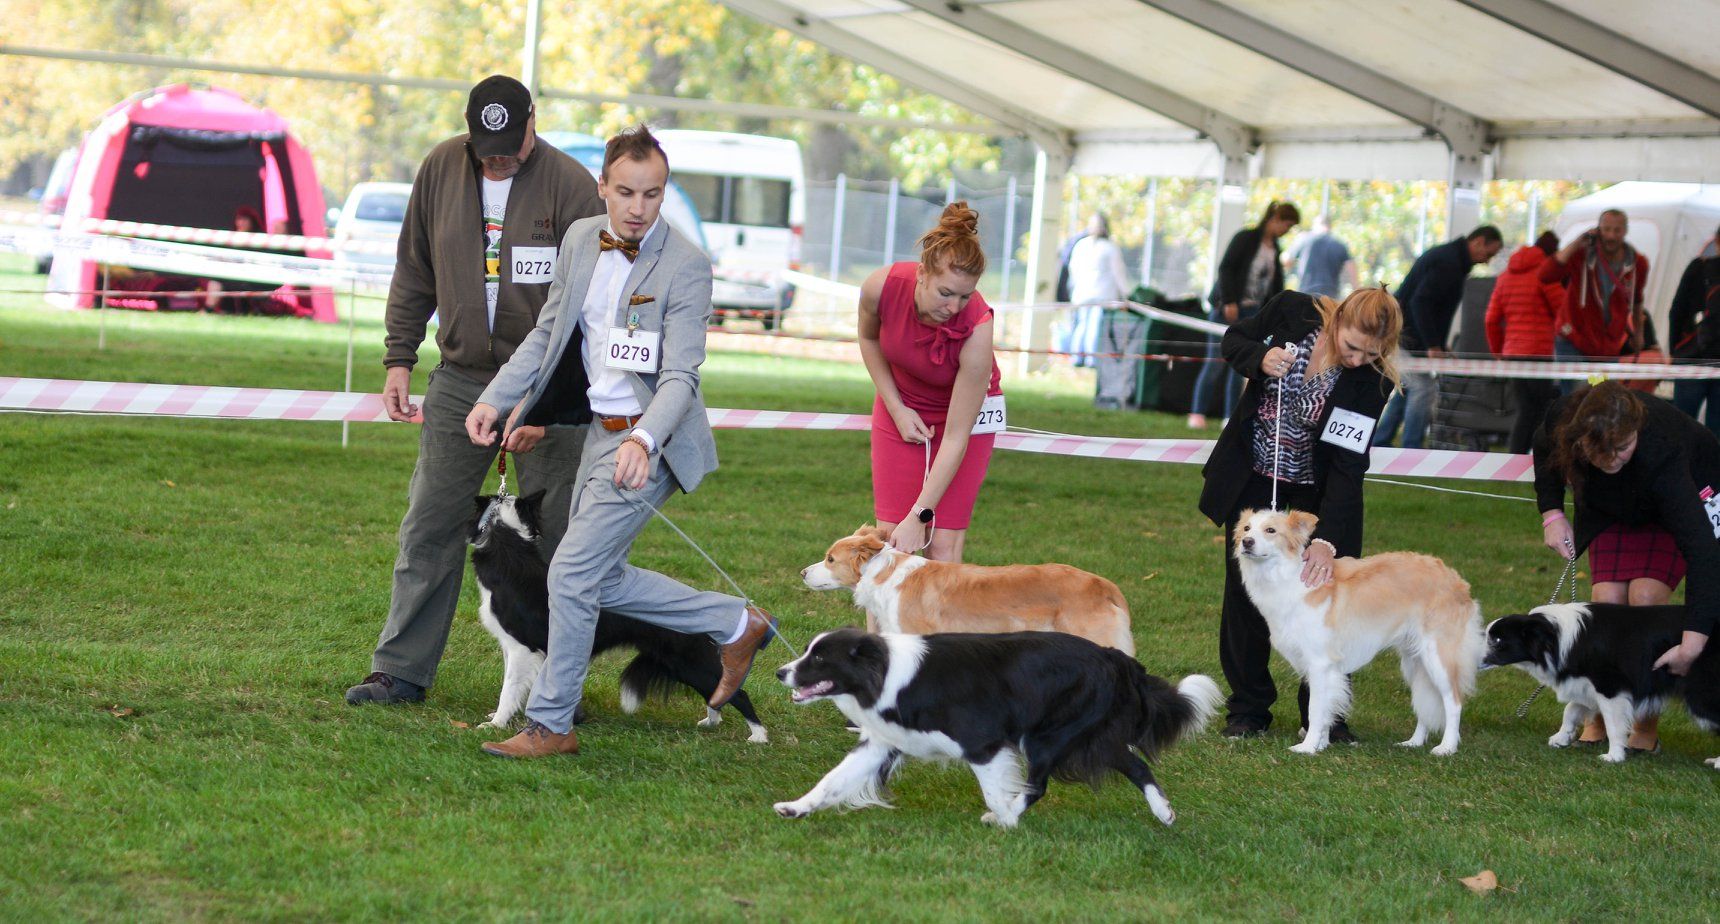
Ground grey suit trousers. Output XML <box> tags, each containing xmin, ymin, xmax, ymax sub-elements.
<box><xmin>370</xmin><ymin>365</ymin><xmax>584</xmax><ymax>689</ymax></box>
<box><xmin>527</xmin><ymin>425</ymin><xmax>745</xmax><ymax>733</ymax></box>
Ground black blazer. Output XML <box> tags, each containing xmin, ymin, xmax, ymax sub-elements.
<box><xmin>1208</xmin><ymin>226</ymin><xmax>1285</xmax><ymax>312</ymax></box>
<box><xmin>1199</xmin><ymin>291</ymin><xmax>1395</xmax><ymax>556</ymax></box>
<box><xmin>1533</xmin><ymin>392</ymin><xmax>1720</xmax><ymax>635</ymax></box>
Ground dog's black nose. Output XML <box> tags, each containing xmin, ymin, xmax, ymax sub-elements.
<box><xmin>1241</xmin><ymin>537</ymin><xmax>1254</xmax><ymax>551</ymax></box>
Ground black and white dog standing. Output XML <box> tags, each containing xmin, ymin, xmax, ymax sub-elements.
<box><xmin>773</xmin><ymin>628</ymin><xmax>1221</xmax><ymax>827</ymax></box>
<box><xmin>468</xmin><ymin>490</ymin><xmax>767</xmax><ymax>742</ymax></box>
<box><xmin>1484</xmin><ymin>602</ymin><xmax>1719</xmax><ymax>765</ymax></box>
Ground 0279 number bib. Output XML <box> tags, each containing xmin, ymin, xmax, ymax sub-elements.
<box><xmin>605</xmin><ymin>328</ymin><xmax>661</xmax><ymax>372</ymax></box>
<box><xmin>971</xmin><ymin>394</ymin><xmax>1007</xmax><ymax>435</ymax></box>
<box><xmin>511</xmin><ymin>247</ymin><xmax>555</xmax><ymax>284</ymax></box>
<box><xmin>1319</xmin><ymin>407</ymin><xmax>1375</xmax><ymax>453</ymax></box>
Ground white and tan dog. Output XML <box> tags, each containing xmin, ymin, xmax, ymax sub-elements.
<box><xmin>802</xmin><ymin>525</ymin><xmax>1134</xmax><ymax>654</ymax></box>
<box><xmin>1232</xmin><ymin>509</ymin><xmax>1484</xmax><ymax>756</ymax></box>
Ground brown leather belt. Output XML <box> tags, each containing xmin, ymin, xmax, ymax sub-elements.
<box><xmin>598</xmin><ymin>414</ymin><xmax>643</xmax><ymax>432</ymax></box>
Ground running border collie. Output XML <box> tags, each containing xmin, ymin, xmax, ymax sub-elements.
<box><xmin>1233</xmin><ymin>508</ymin><xmax>1485</xmax><ymax>756</ymax></box>
<box><xmin>468</xmin><ymin>490</ymin><xmax>767</xmax><ymax>743</ymax></box>
<box><xmin>1483</xmin><ymin>602</ymin><xmax>1719</xmax><ymax>766</ymax></box>
<box><xmin>773</xmin><ymin>628</ymin><xmax>1220</xmax><ymax>828</ymax></box>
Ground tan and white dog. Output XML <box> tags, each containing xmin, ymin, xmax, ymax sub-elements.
<box><xmin>801</xmin><ymin>525</ymin><xmax>1134</xmax><ymax>654</ymax></box>
<box><xmin>1232</xmin><ymin>509</ymin><xmax>1484</xmax><ymax>756</ymax></box>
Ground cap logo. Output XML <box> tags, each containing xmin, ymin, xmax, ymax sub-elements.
<box><xmin>481</xmin><ymin>103</ymin><xmax>509</xmax><ymax>131</ymax></box>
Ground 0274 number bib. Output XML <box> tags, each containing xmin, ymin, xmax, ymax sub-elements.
<box><xmin>971</xmin><ymin>394</ymin><xmax>1007</xmax><ymax>435</ymax></box>
<box><xmin>1319</xmin><ymin>407</ymin><xmax>1375</xmax><ymax>453</ymax></box>
<box><xmin>605</xmin><ymin>328</ymin><xmax>661</xmax><ymax>372</ymax></box>
<box><xmin>511</xmin><ymin>247</ymin><xmax>555</xmax><ymax>284</ymax></box>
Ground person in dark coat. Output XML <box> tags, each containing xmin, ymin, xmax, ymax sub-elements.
<box><xmin>1198</xmin><ymin>287</ymin><xmax>1403</xmax><ymax>739</ymax></box>
<box><xmin>1372</xmin><ymin>226</ymin><xmax>1502</xmax><ymax>449</ymax></box>
<box><xmin>1534</xmin><ymin>381</ymin><xmax>1720</xmax><ymax>750</ymax></box>
<box><xmin>1188</xmin><ymin>201</ymin><xmax>1299</xmax><ymax>428</ymax></box>
<box><xmin>1668</xmin><ymin>225</ymin><xmax>1720</xmax><ymax>438</ymax></box>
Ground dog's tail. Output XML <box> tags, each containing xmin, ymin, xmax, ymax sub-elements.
<box><xmin>1128</xmin><ymin>673</ymin><xmax>1222</xmax><ymax>759</ymax></box>
<box><xmin>617</xmin><ymin>654</ymin><xmax>681</xmax><ymax>714</ymax></box>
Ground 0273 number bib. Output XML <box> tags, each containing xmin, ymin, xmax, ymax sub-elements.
<box><xmin>1319</xmin><ymin>407</ymin><xmax>1375</xmax><ymax>453</ymax></box>
<box><xmin>605</xmin><ymin>328</ymin><xmax>661</xmax><ymax>372</ymax></box>
<box><xmin>510</xmin><ymin>247</ymin><xmax>555</xmax><ymax>284</ymax></box>
<box><xmin>971</xmin><ymin>394</ymin><xmax>1007</xmax><ymax>435</ymax></box>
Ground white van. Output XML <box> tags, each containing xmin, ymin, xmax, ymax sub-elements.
<box><xmin>656</xmin><ymin>129</ymin><xmax>805</xmax><ymax>328</ymax></box>
<box><xmin>331</xmin><ymin>181</ymin><xmax>412</xmax><ymax>268</ymax></box>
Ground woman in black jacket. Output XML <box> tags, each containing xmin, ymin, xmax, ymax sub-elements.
<box><xmin>1189</xmin><ymin>201</ymin><xmax>1300</xmax><ymax>428</ymax></box>
<box><xmin>1199</xmin><ymin>287</ymin><xmax>1403</xmax><ymax>739</ymax></box>
<box><xmin>1533</xmin><ymin>382</ymin><xmax>1720</xmax><ymax>749</ymax></box>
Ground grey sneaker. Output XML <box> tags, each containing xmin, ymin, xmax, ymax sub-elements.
<box><xmin>344</xmin><ymin>671</ymin><xmax>426</xmax><ymax>705</ymax></box>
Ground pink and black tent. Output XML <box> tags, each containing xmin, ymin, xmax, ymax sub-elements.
<box><xmin>49</xmin><ymin>84</ymin><xmax>336</xmax><ymax>322</ymax></box>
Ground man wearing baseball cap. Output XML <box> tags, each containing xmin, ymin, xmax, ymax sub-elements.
<box><xmin>346</xmin><ymin>75</ymin><xmax>603</xmax><ymax>707</ymax></box>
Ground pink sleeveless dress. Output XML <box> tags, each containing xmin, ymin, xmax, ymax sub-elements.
<box><xmin>870</xmin><ymin>262</ymin><xmax>1003</xmax><ymax>529</ymax></box>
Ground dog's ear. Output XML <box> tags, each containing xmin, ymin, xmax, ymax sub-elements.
<box><xmin>856</xmin><ymin>523</ymin><xmax>887</xmax><ymax>541</ymax></box>
<box><xmin>473</xmin><ymin>495</ymin><xmax>493</xmax><ymax>516</ymax></box>
<box><xmin>1286</xmin><ymin>510</ymin><xmax>1319</xmax><ymax>540</ymax></box>
<box><xmin>515</xmin><ymin>490</ymin><xmax>546</xmax><ymax>529</ymax></box>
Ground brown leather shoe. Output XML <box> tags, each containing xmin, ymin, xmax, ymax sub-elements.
<box><xmin>710</xmin><ymin>604</ymin><xmax>777</xmax><ymax>708</ymax></box>
<box><xmin>481</xmin><ymin>721</ymin><xmax>579</xmax><ymax>759</ymax></box>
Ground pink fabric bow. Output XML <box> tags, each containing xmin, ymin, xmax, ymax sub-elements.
<box><xmin>913</xmin><ymin>311</ymin><xmax>979</xmax><ymax>366</ymax></box>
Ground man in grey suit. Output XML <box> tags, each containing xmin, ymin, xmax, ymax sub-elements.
<box><xmin>464</xmin><ymin>126</ymin><xmax>777</xmax><ymax>758</ymax></box>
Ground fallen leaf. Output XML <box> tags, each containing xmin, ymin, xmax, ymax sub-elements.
<box><xmin>450</xmin><ymin>720</ymin><xmax>471</xmax><ymax>729</ymax></box>
<box><xmin>5</xmin><ymin>500</ymin><xmax>15</xmax><ymax>509</ymax></box>
<box><xmin>106</xmin><ymin>705</ymin><xmax>134</xmax><ymax>718</ymax></box>
<box><xmin>1459</xmin><ymin>870</ymin><xmax>1499</xmax><ymax>894</ymax></box>
<box><xmin>1210</xmin><ymin>535</ymin><xmax>1227</xmax><ymax>545</ymax></box>
<box><xmin>1141</xmin><ymin>572</ymin><xmax>1160</xmax><ymax>582</ymax></box>
<box><xmin>161</xmin><ymin>480</ymin><xmax>176</xmax><ymax>488</ymax></box>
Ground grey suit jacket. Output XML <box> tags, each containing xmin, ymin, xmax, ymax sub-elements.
<box><xmin>478</xmin><ymin>214</ymin><xmax>719</xmax><ymax>492</ymax></box>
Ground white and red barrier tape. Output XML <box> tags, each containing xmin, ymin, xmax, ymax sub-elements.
<box><xmin>1</xmin><ymin>209</ymin><xmax>395</xmax><ymax>255</ymax></box>
<box><xmin>0</xmin><ymin>376</ymin><xmax>1537</xmax><ymax>483</ymax></box>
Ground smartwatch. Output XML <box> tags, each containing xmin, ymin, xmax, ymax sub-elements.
<box><xmin>913</xmin><ymin>505</ymin><xmax>934</xmax><ymax>525</ymax></box>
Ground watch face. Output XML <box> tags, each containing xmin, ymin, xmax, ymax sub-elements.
<box><xmin>917</xmin><ymin>507</ymin><xmax>935</xmax><ymax>524</ymax></box>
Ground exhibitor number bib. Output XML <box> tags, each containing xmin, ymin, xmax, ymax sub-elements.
<box><xmin>510</xmin><ymin>247</ymin><xmax>555</xmax><ymax>284</ymax></box>
<box><xmin>1319</xmin><ymin>407</ymin><xmax>1375</xmax><ymax>453</ymax></box>
<box><xmin>605</xmin><ymin>328</ymin><xmax>661</xmax><ymax>372</ymax></box>
<box><xmin>1703</xmin><ymin>486</ymin><xmax>1720</xmax><ymax>540</ymax></box>
<box><xmin>972</xmin><ymin>394</ymin><xmax>1007</xmax><ymax>435</ymax></box>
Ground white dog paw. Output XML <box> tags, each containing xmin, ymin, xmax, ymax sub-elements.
<box><xmin>774</xmin><ymin>801</ymin><xmax>810</xmax><ymax>819</ymax></box>
<box><xmin>1600</xmin><ymin>751</ymin><xmax>1626</xmax><ymax>764</ymax></box>
<box><xmin>1145</xmin><ymin>786</ymin><xmax>1176</xmax><ymax>826</ymax></box>
<box><xmin>478</xmin><ymin>716</ymin><xmax>510</xmax><ymax>730</ymax></box>
<box><xmin>747</xmin><ymin>726</ymin><xmax>769</xmax><ymax>744</ymax></box>
<box><xmin>1703</xmin><ymin>756</ymin><xmax>1720</xmax><ymax>770</ymax></box>
<box><xmin>1430</xmin><ymin>743</ymin><xmax>1458</xmax><ymax>757</ymax></box>
<box><xmin>1397</xmin><ymin>738</ymin><xmax>1425</xmax><ymax>749</ymax></box>
<box><xmin>1548</xmin><ymin>732</ymin><xmax>1575</xmax><ymax>748</ymax></box>
<box><xmin>980</xmin><ymin>811</ymin><xmax>1018</xmax><ymax>829</ymax></box>
<box><xmin>1288</xmin><ymin>741</ymin><xmax>1324</xmax><ymax>755</ymax></box>
<box><xmin>697</xmin><ymin>708</ymin><xmax>722</xmax><ymax>729</ymax></box>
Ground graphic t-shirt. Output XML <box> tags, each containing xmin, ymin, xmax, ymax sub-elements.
<box><xmin>481</xmin><ymin>176</ymin><xmax>513</xmax><ymax>331</ymax></box>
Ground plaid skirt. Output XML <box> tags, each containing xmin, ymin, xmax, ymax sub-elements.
<box><xmin>1589</xmin><ymin>521</ymin><xmax>1687</xmax><ymax>588</ymax></box>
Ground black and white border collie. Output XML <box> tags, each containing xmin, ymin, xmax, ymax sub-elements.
<box><xmin>468</xmin><ymin>490</ymin><xmax>767</xmax><ymax>743</ymax></box>
<box><xmin>773</xmin><ymin>628</ymin><xmax>1221</xmax><ymax>827</ymax></box>
<box><xmin>1483</xmin><ymin>602</ymin><xmax>1719</xmax><ymax>766</ymax></box>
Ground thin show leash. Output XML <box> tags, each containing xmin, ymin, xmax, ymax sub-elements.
<box><xmin>1270</xmin><ymin>343</ymin><xmax>1299</xmax><ymax>512</ymax></box>
<box><xmin>1513</xmin><ymin>538</ymin><xmax>1579</xmax><ymax>718</ymax></box>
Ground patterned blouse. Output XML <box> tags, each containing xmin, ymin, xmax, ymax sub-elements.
<box><xmin>1251</xmin><ymin>329</ymin><xmax>1341</xmax><ymax>484</ymax></box>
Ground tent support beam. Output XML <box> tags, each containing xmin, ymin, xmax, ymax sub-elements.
<box><xmin>1452</xmin><ymin>0</ymin><xmax>1720</xmax><ymax>120</ymax></box>
<box><xmin>895</xmin><ymin>0</ymin><xmax>1255</xmax><ymax>163</ymax></box>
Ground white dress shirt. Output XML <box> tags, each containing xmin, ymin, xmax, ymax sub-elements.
<box><xmin>579</xmin><ymin>219</ymin><xmax>661</xmax><ymax>447</ymax></box>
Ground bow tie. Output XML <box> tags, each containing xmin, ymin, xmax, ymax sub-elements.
<box><xmin>598</xmin><ymin>229</ymin><xmax>639</xmax><ymax>262</ymax></box>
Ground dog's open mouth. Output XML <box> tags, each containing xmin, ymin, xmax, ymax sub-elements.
<box><xmin>791</xmin><ymin>680</ymin><xmax>835</xmax><ymax>703</ymax></box>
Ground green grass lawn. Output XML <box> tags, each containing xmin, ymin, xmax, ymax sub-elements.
<box><xmin>1</xmin><ymin>254</ymin><xmax>1716</xmax><ymax>921</ymax></box>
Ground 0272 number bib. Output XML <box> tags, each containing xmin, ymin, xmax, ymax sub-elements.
<box><xmin>971</xmin><ymin>394</ymin><xmax>1007</xmax><ymax>435</ymax></box>
<box><xmin>510</xmin><ymin>247</ymin><xmax>555</xmax><ymax>284</ymax></box>
<box><xmin>1319</xmin><ymin>407</ymin><xmax>1375</xmax><ymax>453</ymax></box>
<box><xmin>605</xmin><ymin>328</ymin><xmax>661</xmax><ymax>372</ymax></box>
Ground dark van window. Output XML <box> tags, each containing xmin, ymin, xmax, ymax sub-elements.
<box><xmin>674</xmin><ymin>172</ymin><xmax>724</xmax><ymax>224</ymax></box>
<box><xmin>730</xmin><ymin>177</ymin><xmax>791</xmax><ymax>229</ymax></box>
<box><xmin>356</xmin><ymin>192</ymin><xmax>409</xmax><ymax>223</ymax></box>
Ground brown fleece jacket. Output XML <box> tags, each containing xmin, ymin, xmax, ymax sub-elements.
<box><xmin>383</xmin><ymin>134</ymin><xmax>602</xmax><ymax>381</ymax></box>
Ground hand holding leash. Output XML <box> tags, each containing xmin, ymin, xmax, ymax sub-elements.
<box><xmin>1261</xmin><ymin>345</ymin><xmax>1296</xmax><ymax>379</ymax></box>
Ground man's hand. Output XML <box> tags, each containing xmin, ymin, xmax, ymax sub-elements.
<box><xmin>1222</xmin><ymin>302</ymin><xmax>1239</xmax><ymax>323</ymax></box>
<box><xmin>382</xmin><ymin>366</ymin><xmax>418</xmax><ymax>421</ymax></box>
<box><xmin>498</xmin><ymin>407</ymin><xmax>543</xmax><ymax>453</ymax></box>
<box><xmin>466</xmin><ymin>403</ymin><xmax>500</xmax><ymax>446</ymax></box>
<box><xmin>614</xmin><ymin>437</ymin><xmax>650</xmax><ymax>490</ymax></box>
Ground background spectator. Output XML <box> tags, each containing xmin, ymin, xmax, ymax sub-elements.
<box><xmin>1188</xmin><ymin>201</ymin><xmax>1299</xmax><ymax>428</ymax></box>
<box><xmin>1286</xmin><ymin>213</ymin><xmax>1356</xmax><ymax>299</ymax></box>
<box><xmin>1542</xmin><ymin>209</ymin><xmax>1650</xmax><ymax>394</ymax></box>
<box><xmin>1486</xmin><ymin>230</ymin><xmax>1564</xmax><ymax>453</ymax></box>
<box><xmin>1669</xmin><ymin>224</ymin><xmax>1720</xmax><ymax>438</ymax></box>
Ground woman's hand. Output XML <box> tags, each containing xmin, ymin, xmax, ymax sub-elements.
<box><xmin>1653</xmin><ymin>632</ymin><xmax>1708</xmax><ymax>676</ymax></box>
<box><xmin>1261</xmin><ymin>346</ymin><xmax>1295</xmax><ymax>379</ymax></box>
<box><xmin>889</xmin><ymin>516</ymin><xmax>929</xmax><ymax>553</ymax></box>
<box><xmin>1542</xmin><ymin>516</ymin><xmax>1575</xmax><ymax>558</ymax></box>
<box><xmin>1222</xmin><ymin>302</ymin><xmax>1239</xmax><ymax>323</ymax></box>
<box><xmin>1300</xmin><ymin>538</ymin><xmax>1335</xmax><ymax>588</ymax></box>
<box><xmin>891</xmin><ymin>406</ymin><xmax>934</xmax><ymax>444</ymax></box>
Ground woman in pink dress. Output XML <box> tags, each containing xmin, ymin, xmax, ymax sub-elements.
<box><xmin>858</xmin><ymin>202</ymin><xmax>1003</xmax><ymax>562</ymax></box>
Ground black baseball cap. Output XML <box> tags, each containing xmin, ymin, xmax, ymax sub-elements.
<box><xmin>466</xmin><ymin>75</ymin><xmax>533</xmax><ymax>158</ymax></box>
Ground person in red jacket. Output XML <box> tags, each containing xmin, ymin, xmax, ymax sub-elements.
<box><xmin>1487</xmin><ymin>230</ymin><xmax>1565</xmax><ymax>453</ymax></box>
<box><xmin>1541</xmin><ymin>209</ymin><xmax>1650</xmax><ymax>393</ymax></box>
